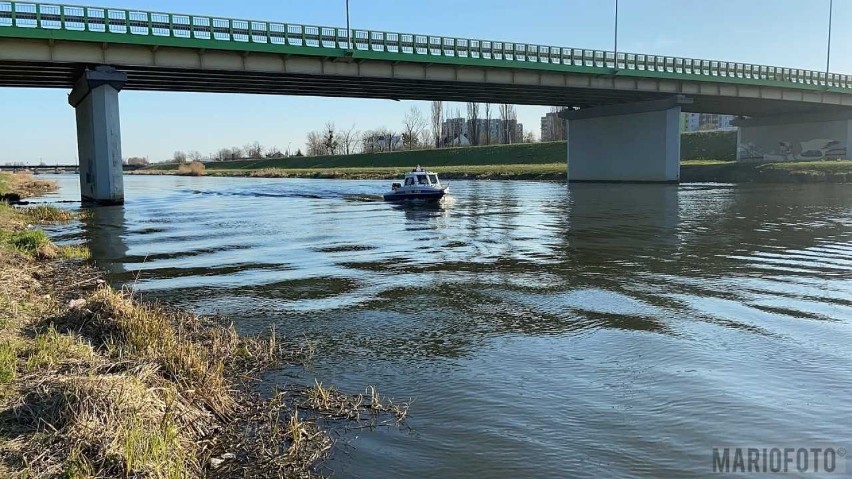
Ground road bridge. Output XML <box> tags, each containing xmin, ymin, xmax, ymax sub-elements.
<box><xmin>2</xmin><ymin>2</ymin><xmax>851</xmax><ymax>202</ymax></box>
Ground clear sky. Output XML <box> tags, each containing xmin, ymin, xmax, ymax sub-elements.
<box><xmin>1</xmin><ymin>0</ymin><xmax>849</xmax><ymax>164</ymax></box>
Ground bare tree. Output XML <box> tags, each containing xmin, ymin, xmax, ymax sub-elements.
<box><xmin>323</xmin><ymin>122</ymin><xmax>339</xmax><ymax>155</ymax></box>
<box><xmin>431</xmin><ymin>100</ymin><xmax>444</xmax><ymax>148</ymax></box>
<box><xmin>499</xmin><ymin>104</ymin><xmax>517</xmax><ymax>144</ymax></box>
<box><xmin>402</xmin><ymin>106</ymin><xmax>427</xmax><ymax>150</ymax></box>
<box><xmin>306</xmin><ymin>131</ymin><xmax>325</xmax><ymax>156</ymax></box>
<box><xmin>172</xmin><ymin>151</ymin><xmax>187</xmax><ymax>164</ymax></box>
<box><xmin>466</xmin><ymin>102</ymin><xmax>480</xmax><ymax>146</ymax></box>
<box><xmin>265</xmin><ymin>146</ymin><xmax>284</xmax><ymax>158</ymax></box>
<box><xmin>188</xmin><ymin>150</ymin><xmax>203</xmax><ymax>162</ymax></box>
<box><xmin>211</xmin><ymin>148</ymin><xmax>229</xmax><ymax>161</ymax></box>
<box><xmin>484</xmin><ymin>103</ymin><xmax>493</xmax><ymax>145</ymax></box>
<box><xmin>419</xmin><ymin>129</ymin><xmax>432</xmax><ymax>148</ymax></box>
<box><xmin>361</xmin><ymin>128</ymin><xmax>399</xmax><ymax>152</ymax></box>
<box><xmin>229</xmin><ymin>146</ymin><xmax>244</xmax><ymax>160</ymax></box>
<box><xmin>212</xmin><ymin>147</ymin><xmax>241</xmax><ymax>161</ymax></box>
<box><xmin>380</xmin><ymin>128</ymin><xmax>398</xmax><ymax>152</ymax></box>
<box><xmin>245</xmin><ymin>141</ymin><xmax>264</xmax><ymax>159</ymax></box>
<box><xmin>523</xmin><ymin>131</ymin><xmax>536</xmax><ymax>143</ymax></box>
<box><xmin>361</xmin><ymin>130</ymin><xmax>375</xmax><ymax>153</ymax></box>
<box><xmin>340</xmin><ymin>124</ymin><xmax>360</xmax><ymax>155</ymax></box>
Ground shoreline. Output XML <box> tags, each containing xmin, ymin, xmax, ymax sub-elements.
<box><xmin>133</xmin><ymin>159</ymin><xmax>852</xmax><ymax>183</ymax></box>
<box><xmin>0</xmin><ymin>173</ymin><xmax>406</xmax><ymax>477</ymax></box>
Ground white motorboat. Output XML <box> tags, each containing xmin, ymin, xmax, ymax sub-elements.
<box><xmin>383</xmin><ymin>166</ymin><xmax>448</xmax><ymax>202</ymax></box>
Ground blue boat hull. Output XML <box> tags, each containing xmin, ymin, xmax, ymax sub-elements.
<box><xmin>383</xmin><ymin>190</ymin><xmax>445</xmax><ymax>202</ymax></box>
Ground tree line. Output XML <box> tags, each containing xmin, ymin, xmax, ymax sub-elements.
<box><xmin>172</xmin><ymin>102</ymin><xmax>543</xmax><ymax>163</ymax></box>
<box><xmin>304</xmin><ymin>102</ymin><xmax>536</xmax><ymax>158</ymax></box>
<box><xmin>171</xmin><ymin>141</ymin><xmax>300</xmax><ymax>164</ymax></box>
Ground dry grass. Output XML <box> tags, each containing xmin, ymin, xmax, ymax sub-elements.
<box><xmin>0</xmin><ymin>190</ymin><xmax>408</xmax><ymax>478</ymax></box>
<box><xmin>1</xmin><ymin>279</ymin><xmax>335</xmax><ymax>477</ymax></box>
<box><xmin>0</xmin><ymin>201</ymin><xmax>338</xmax><ymax>477</ymax></box>
<box><xmin>0</xmin><ymin>173</ymin><xmax>57</xmax><ymax>201</ymax></box>
<box><xmin>0</xmin><ymin>342</ymin><xmax>17</xmax><ymax>385</ymax></box>
<box><xmin>59</xmin><ymin>244</ymin><xmax>91</xmax><ymax>260</ymax></box>
<box><xmin>176</xmin><ymin>161</ymin><xmax>206</xmax><ymax>176</ymax></box>
<box><xmin>19</xmin><ymin>205</ymin><xmax>74</xmax><ymax>223</ymax></box>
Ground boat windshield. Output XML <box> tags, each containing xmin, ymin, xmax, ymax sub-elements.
<box><xmin>404</xmin><ymin>177</ymin><xmax>415</xmax><ymax>186</ymax></box>
<box><xmin>417</xmin><ymin>175</ymin><xmax>428</xmax><ymax>185</ymax></box>
<box><xmin>428</xmin><ymin>174</ymin><xmax>439</xmax><ymax>185</ymax></box>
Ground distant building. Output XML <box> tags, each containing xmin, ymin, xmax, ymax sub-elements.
<box><xmin>540</xmin><ymin>112</ymin><xmax>566</xmax><ymax>142</ymax></box>
<box><xmin>441</xmin><ymin>117</ymin><xmax>468</xmax><ymax>146</ymax></box>
<box><xmin>475</xmin><ymin>118</ymin><xmax>503</xmax><ymax>145</ymax></box>
<box><xmin>680</xmin><ymin>113</ymin><xmax>736</xmax><ymax>132</ymax></box>
<box><xmin>124</xmin><ymin>157</ymin><xmax>149</xmax><ymax>166</ymax></box>
<box><xmin>502</xmin><ymin>119</ymin><xmax>523</xmax><ymax>144</ymax></box>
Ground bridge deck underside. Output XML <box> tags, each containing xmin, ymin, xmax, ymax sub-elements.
<box><xmin>0</xmin><ymin>60</ymin><xmax>849</xmax><ymax>117</ymax></box>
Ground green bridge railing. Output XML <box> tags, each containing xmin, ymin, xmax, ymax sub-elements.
<box><xmin>1</xmin><ymin>1</ymin><xmax>851</xmax><ymax>92</ymax></box>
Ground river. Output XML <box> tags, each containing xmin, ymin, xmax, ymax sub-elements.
<box><xmin>38</xmin><ymin>175</ymin><xmax>852</xmax><ymax>478</ymax></box>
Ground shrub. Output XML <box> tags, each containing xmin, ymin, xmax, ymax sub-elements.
<box><xmin>177</xmin><ymin>161</ymin><xmax>206</xmax><ymax>176</ymax></box>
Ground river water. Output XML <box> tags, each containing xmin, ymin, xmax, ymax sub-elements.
<box><xmin>39</xmin><ymin>175</ymin><xmax>852</xmax><ymax>478</ymax></box>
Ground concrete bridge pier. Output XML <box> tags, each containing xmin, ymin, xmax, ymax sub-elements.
<box><xmin>560</xmin><ymin>98</ymin><xmax>688</xmax><ymax>183</ymax></box>
<box><xmin>734</xmin><ymin>111</ymin><xmax>852</xmax><ymax>163</ymax></box>
<box><xmin>68</xmin><ymin>66</ymin><xmax>127</xmax><ymax>206</ymax></box>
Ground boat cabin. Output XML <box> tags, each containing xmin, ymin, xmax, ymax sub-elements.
<box><xmin>403</xmin><ymin>171</ymin><xmax>441</xmax><ymax>187</ymax></box>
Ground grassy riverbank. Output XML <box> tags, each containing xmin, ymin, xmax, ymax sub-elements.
<box><xmin>140</xmin><ymin>162</ymin><xmax>569</xmax><ymax>181</ymax></box>
<box><xmin>141</xmin><ymin>136</ymin><xmax>852</xmax><ymax>183</ymax></box>
<box><xmin>0</xmin><ymin>173</ymin><xmax>406</xmax><ymax>477</ymax></box>
<box><xmin>140</xmin><ymin>159</ymin><xmax>852</xmax><ymax>183</ymax></box>
<box><xmin>155</xmin><ymin>142</ymin><xmax>569</xmax><ymax>172</ymax></box>
<box><xmin>0</xmin><ymin>173</ymin><xmax>59</xmax><ymax>202</ymax></box>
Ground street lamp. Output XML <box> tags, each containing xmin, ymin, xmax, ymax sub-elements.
<box><xmin>614</xmin><ymin>0</ymin><xmax>619</xmax><ymax>57</ymax></box>
<box><xmin>345</xmin><ymin>0</ymin><xmax>352</xmax><ymax>50</ymax></box>
<box><xmin>826</xmin><ymin>0</ymin><xmax>833</xmax><ymax>76</ymax></box>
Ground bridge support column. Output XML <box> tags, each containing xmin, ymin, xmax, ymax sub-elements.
<box><xmin>68</xmin><ymin>66</ymin><xmax>127</xmax><ymax>205</ymax></box>
<box><xmin>734</xmin><ymin>111</ymin><xmax>852</xmax><ymax>162</ymax></box>
<box><xmin>560</xmin><ymin>98</ymin><xmax>687</xmax><ymax>183</ymax></box>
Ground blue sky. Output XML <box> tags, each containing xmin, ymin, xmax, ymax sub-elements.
<box><xmin>1</xmin><ymin>0</ymin><xmax>849</xmax><ymax>164</ymax></box>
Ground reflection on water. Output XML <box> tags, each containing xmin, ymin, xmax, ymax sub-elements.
<box><xmin>43</xmin><ymin>175</ymin><xmax>852</xmax><ymax>478</ymax></box>
<box><xmin>82</xmin><ymin>205</ymin><xmax>129</xmax><ymax>275</ymax></box>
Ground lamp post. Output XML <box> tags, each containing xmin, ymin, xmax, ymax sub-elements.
<box><xmin>346</xmin><ymin>0</ymin><xmax>352</xmax><ymax>50</ymax></box>
<box><xmin>614</xmin><ymin>0</ymin><xmax>619</xmax><ymax>56</ymax></box>
<box><xmin>826</xmin><ymin>0</ymin><xmax>833</xmax><ymax>77</ymax></box>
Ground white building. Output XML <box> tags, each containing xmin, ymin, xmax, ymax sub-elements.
<box><xmin>680</xmin><ymin>113</ymin><xmax>736</xmax><ymax>132</ymax></box>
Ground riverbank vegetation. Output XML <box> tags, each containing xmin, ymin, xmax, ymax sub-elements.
<box><xmin>0</xmin><ymin>173</ymin><xmax>408</xmax><ymax>477</ymax></box>
<box><xmin>140</xmin><ymin>162</ymin><xmax>568</xmax><ymax>181</ymax></box>
<box><xmin>0</xmin><ymin>173</ymin><xmax>58</xmax><ymax>202</ymax></box>
<box><xmin>160</xmin><ymin>141</ymin><xmax>568</xmax><ymax>172</ymax></box>
<box><xmin>176</xmin><ymin>161</ymin><xmax>206</xmax><ymax>176</ymax></box>
<box><xmin>141</xmin><ymin>134</ymin><xmax>852</xmax><ymax>183</ymax></box>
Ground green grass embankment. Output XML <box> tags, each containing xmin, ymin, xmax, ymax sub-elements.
<box><xmin>139</xmin><ymin>163</ymin><xmax>569</xmax><ymax>181</ymax></box>
<box><xmin>155</xmin><ymin>141</ymin><xmax>568</xmax><ymax>172</ymax></box>
<box><xmin>142</xmin><ymin>131</ymin><xmax>852</xmax><ymax>183</ymax></box>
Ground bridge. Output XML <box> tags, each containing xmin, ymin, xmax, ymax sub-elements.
<box><xmin>0</xmin><ymin>163</ymin><xmax>78</xmax><ymax>172</ymax></box>
<box><xmin>2</xmin><ymin>1</ymin><xmax>851</xmax><ymax>203</ymax></box>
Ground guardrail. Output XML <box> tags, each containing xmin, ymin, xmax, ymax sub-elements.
<box><xmin>1</xmin><ymin>1</ymin><xmax>850</xmax><ymax>91</ymax></box>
